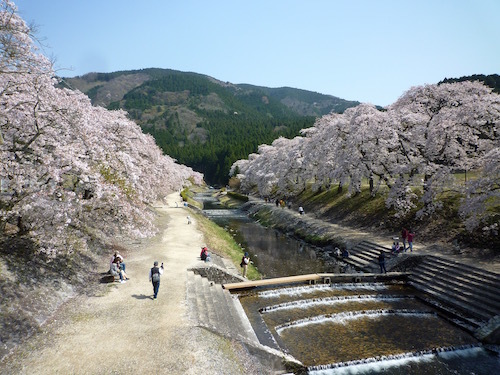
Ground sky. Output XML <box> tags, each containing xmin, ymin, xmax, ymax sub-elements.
<box><xmin>13</xmin><ymin>0</ymin><xmax>500</xmax><ymax>106</ymax></box>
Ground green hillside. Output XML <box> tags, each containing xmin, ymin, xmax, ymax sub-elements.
<box><xmin>61</xmin><ymin>68</ymin><xmax>359</xmax><ymax>184</ymax></box>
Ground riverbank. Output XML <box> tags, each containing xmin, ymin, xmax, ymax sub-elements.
<box><xmin>0</xmin><ymin>193</ymin><xmax>270</xmax><ymax>374</ymax></box>
<box><xmin>242</xmin><ymin>196</ymin><xmax>500</xmax><ymax>274</ymax></box>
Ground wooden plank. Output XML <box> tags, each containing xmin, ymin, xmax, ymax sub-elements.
<box><xmin>223</xmin><ymin>274</ymin><xmax>322</xmax><ymax>290</ymax></box>
<box><xmin>223</xmin><ymin>272</ymin><xmax>411</xmax><ymax>290</ymax></box>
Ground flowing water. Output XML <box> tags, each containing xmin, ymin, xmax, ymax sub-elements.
<box><xmin>195</xmin><ymin>192</ymin><xmax>500</xmax><ymax>374</ymax></box>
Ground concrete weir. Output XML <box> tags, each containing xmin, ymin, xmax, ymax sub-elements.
<box><xmin>223</xmin><ymin>264</ymin><xmax>500</xmax><ymax>345</ymax></box>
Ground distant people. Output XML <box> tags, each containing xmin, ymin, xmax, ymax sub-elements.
<box><xmin>149</xmin><ymin>261</ymin><xmax>164</xmax><ymax>300</ymax></box>
<box><xmin>187</xmin><ymin>215</ymin><xmax>192</xmax><ymax>224</ymax></box>
<box><xmin>334</xmin><ymin>247</ymin><xmax>342</xmax><ymax>257</ymax></box>
<box><xmin>275</xmin><ymin>199</ymin><xmax>280</xmax><ymax>207</ymax></box>
<box><xmin>240</xmin><ymin>252</ymin><xmax>250</xmax><ymax>278</ymax></box>
<box><xmin>378</xmin><ymin>251</ymin><xmax>387</xmax><ymax>274</ymax></box>
<box><xmin>342</xmin><ymin>248</ymin><xmax>350</xmax><ymax>258</ymax></box>
<box><xmin>298</xmin><ymin>206</ymin><xmax>304</xmax><ymax>215</ymax></box>
<box><xmin>200</xmin><ymin>246</ymin><xmax>211</xmax><ymax>262</ymax></box>
<box><xmin>407</xmin><ymin>229</ymin><xmax>415</xmax><ymax>252</ymax></box>
<box><xmin>401</xmin><ymin>227</ymin><xmax>408</xmax><ymax>250</ymax></box>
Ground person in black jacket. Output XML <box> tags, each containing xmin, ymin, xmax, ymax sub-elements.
<box><xmin>378</xmin><ymin>251</ymin><xmax>387</xmax><ymax>274</ymax></box>
<box><xmin>148</xmin><ymin>261</ymin><xmax>164</xmax><ymax>299</ymax></box>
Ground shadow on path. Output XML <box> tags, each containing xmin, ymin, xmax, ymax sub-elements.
<box><xmin>131</xmin><ymin>294</ymin><xmax>154</xmax><ymax>300</ymax></box>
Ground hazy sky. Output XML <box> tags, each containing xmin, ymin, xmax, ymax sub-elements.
<box><xmin>14</xmin><ymin>0</ymin><xmax>500</xmax><ymax>106</ymax></box>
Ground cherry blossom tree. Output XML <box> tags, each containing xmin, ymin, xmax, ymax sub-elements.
<box><xmin>386</xmin><ymin>82</ymin><xmax>500</xmax><ymax>219</ymax></box>
<box><xmin>1</xmin><ymin>0</ymin><xmax>202</xmax><ymax>256</ymax></box>
<box><xmin>231</xmin><ymin>81</ymin><xmax>499</xmax><ymax>232</ymax></box>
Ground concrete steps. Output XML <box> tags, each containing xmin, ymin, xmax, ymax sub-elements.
<box><xmin>408</xmin><ymin>255</ymin><xmax>500</xmax><ymax>331</ymax></box>
<box><xmin>186</xmin><ymin>271</ymin><xmax>259</xmax><ymax>344</ymax></box>
<box><xmin>340</xmin><ymin>240</ymin><xmax>394</xmax><ymax>272</ymax></box>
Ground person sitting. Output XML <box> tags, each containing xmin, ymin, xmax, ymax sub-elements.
<box><xmin>391</xmin><ymin>241</ymin><xmax>400</xmax><ymax>254</ymax></box>
<box><xmin>110</xmin><ymin>262</ymin><xmax>126</xmax><ymax>283</ymax></box>
<box><xmin>115</xmin><ymin>259</ymin><xmax>129</xmax><ymax>280</ymax></box>
<box><xmin>110</xmin><ymin>251</ymin><xmax>125</xmax><ymax>271</ymax></box>
<box><xmin>298</xmin><ymin>206</ymin><xmax>304</xmax><ymax>215</ymax></box>
<box><xmin>200</xmin><ymin>247</ymin><xmax>211</xmax><ymax>262</ymax></box>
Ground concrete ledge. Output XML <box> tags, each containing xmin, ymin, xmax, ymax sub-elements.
<box><xmin>474</xmin><ymin>315</ymin><xmax>500</xmax><ymax>344</ymax></box>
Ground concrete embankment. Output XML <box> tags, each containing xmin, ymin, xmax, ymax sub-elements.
<box><xmin>241</xmin><ymin>197</ymin><xmax>395</xmax><ymax>251</ymax></box>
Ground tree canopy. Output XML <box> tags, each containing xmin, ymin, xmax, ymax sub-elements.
<box><xmin>0</xmin><ymin>0</ymin><xmax>202</xmax><ymax>256</ymax></box>
<box><xmin>232</xmin><ymin>82</ymin><xmax>500</xmax><ymax>235</ymax></box>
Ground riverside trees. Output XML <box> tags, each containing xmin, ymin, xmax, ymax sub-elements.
<box><xmin>0</xmin><ymin>0</ymin><xmax>203</xmax><ymax>256</ymax></box>
<box><xmin>231</xmin><ymin>82</ymin><xmax>500</xmax><ymax>235</ymax></box>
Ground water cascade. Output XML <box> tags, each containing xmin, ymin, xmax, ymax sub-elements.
<box><xmin>194</xmin><ymin>192</ymin><xmax>500</xmax><ymax>374</ymax></box>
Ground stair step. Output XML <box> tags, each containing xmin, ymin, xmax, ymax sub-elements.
<box><xmin>423</xmin><ymin>256</ymin><xmax>500</xmax><ymax>286</ymax></box>
<box><xmin>409</xmin><ymin>271</ymin><xmax>499</xmax><ymax>316</ymax></box>
<box><xmin>414</xmin><ymin>264</ymin><xmax>500</xmax><ymax>306</ymax></box>
<box><xmin>201</xmin><ymin>277</ymin><xmax>218</xmax><ymax>326</ymax></box>
<box><xmin>186</xmin><ymin>271</ymin><xmax>199</xmax><ymax>322</ymax></box>
<box><xmin>408</xmin><ymin>276</ymin><xmax>494</xmax><ymax>321</ymax></box>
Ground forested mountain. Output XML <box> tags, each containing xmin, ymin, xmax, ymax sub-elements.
<box><xmin>61</xmin><ymin>68</ymin><xmax>359</xmax><ymax>184</ymax></box>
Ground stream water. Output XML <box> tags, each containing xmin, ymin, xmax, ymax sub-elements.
<box><xmin>194</xmin><ymin>192</ymin><xmax>500</xmax><ymax>374</ymax></box>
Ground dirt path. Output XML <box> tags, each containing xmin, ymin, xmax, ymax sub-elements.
<box><xmin>1</xmin><ymin>193</ymin><xmax>259</xmax><ymax>375</ymax></box>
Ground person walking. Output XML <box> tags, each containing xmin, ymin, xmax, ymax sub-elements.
<box><xmin>240</xmin><ymin>252</ymin><xmax>250</xmax><ymax>278</ymax></box>
<box><xmin>378</xmin><ymin>251</ymin><xmax>387</xmax><ymax>274</ymax></box>
<box><xmin>401</xmin><ymin>227</ymin><xmax>408</xmax><ymax>250</ymax></box>
<box><xmin>407</xmin><ymin>230</ymin><xmax>415</xmax><ymax>252</ymax></box>
<box><xmin>149</xmin><ymin>261</ymin><xmax>164</xmax><ymax>300</ymax></box>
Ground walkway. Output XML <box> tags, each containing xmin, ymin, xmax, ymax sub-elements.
<box><xmin>0</xmin><ymin>193</ymin><xmax>268</xmax><ymax>375</ymax></box>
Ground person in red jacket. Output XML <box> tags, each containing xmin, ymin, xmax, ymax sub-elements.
<box><xmin>401</xmin><ymin>227</ymin><xmax>408</xmax><ymax>250</ymax></box>
<box><xmin>407</xmin><ymin>230</ymin><xmax>415</xmax><ymax>252</ymax></box>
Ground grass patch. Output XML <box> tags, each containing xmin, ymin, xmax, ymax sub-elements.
<box><xmin>180</xmin><ymin>188</ymin><xmax>202</xmax><ymax>209</ymax></box>
<box><xmin>226</xmin><ymin>191</ymin><xmax>248</xmax><ymax>202</ymax></box>
<box><xmin>192</xmin><ymin>211</ymin><xmax>260</xmax><ymax>280</ymax></box>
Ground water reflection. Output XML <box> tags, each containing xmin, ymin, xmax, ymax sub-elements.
<box><xmin>199</xmin><ymin>195</ymin><xmax>327</xmax><ymax>278</ymax></box>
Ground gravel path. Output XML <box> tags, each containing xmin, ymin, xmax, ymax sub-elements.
<box><xmin>1</xmin><ymin>193</ymin><xmax>267</xmax><ymax>374</ymax></box>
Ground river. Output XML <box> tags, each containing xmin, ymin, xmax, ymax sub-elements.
<box><xmin>194</xmin><ymin>191</ymin><xmax>500</xmax><ymax>374</ymax></box>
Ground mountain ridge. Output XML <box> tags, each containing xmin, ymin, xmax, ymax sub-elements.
<box><xmin>61</xmin><ymin>67</ymin><xmax>360</xmax><ymax>116</ymax></box>
<box><xmin>61</xmin><ymin>68</ymin><xmax>360</xmax><ymax>184</ymax></box>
